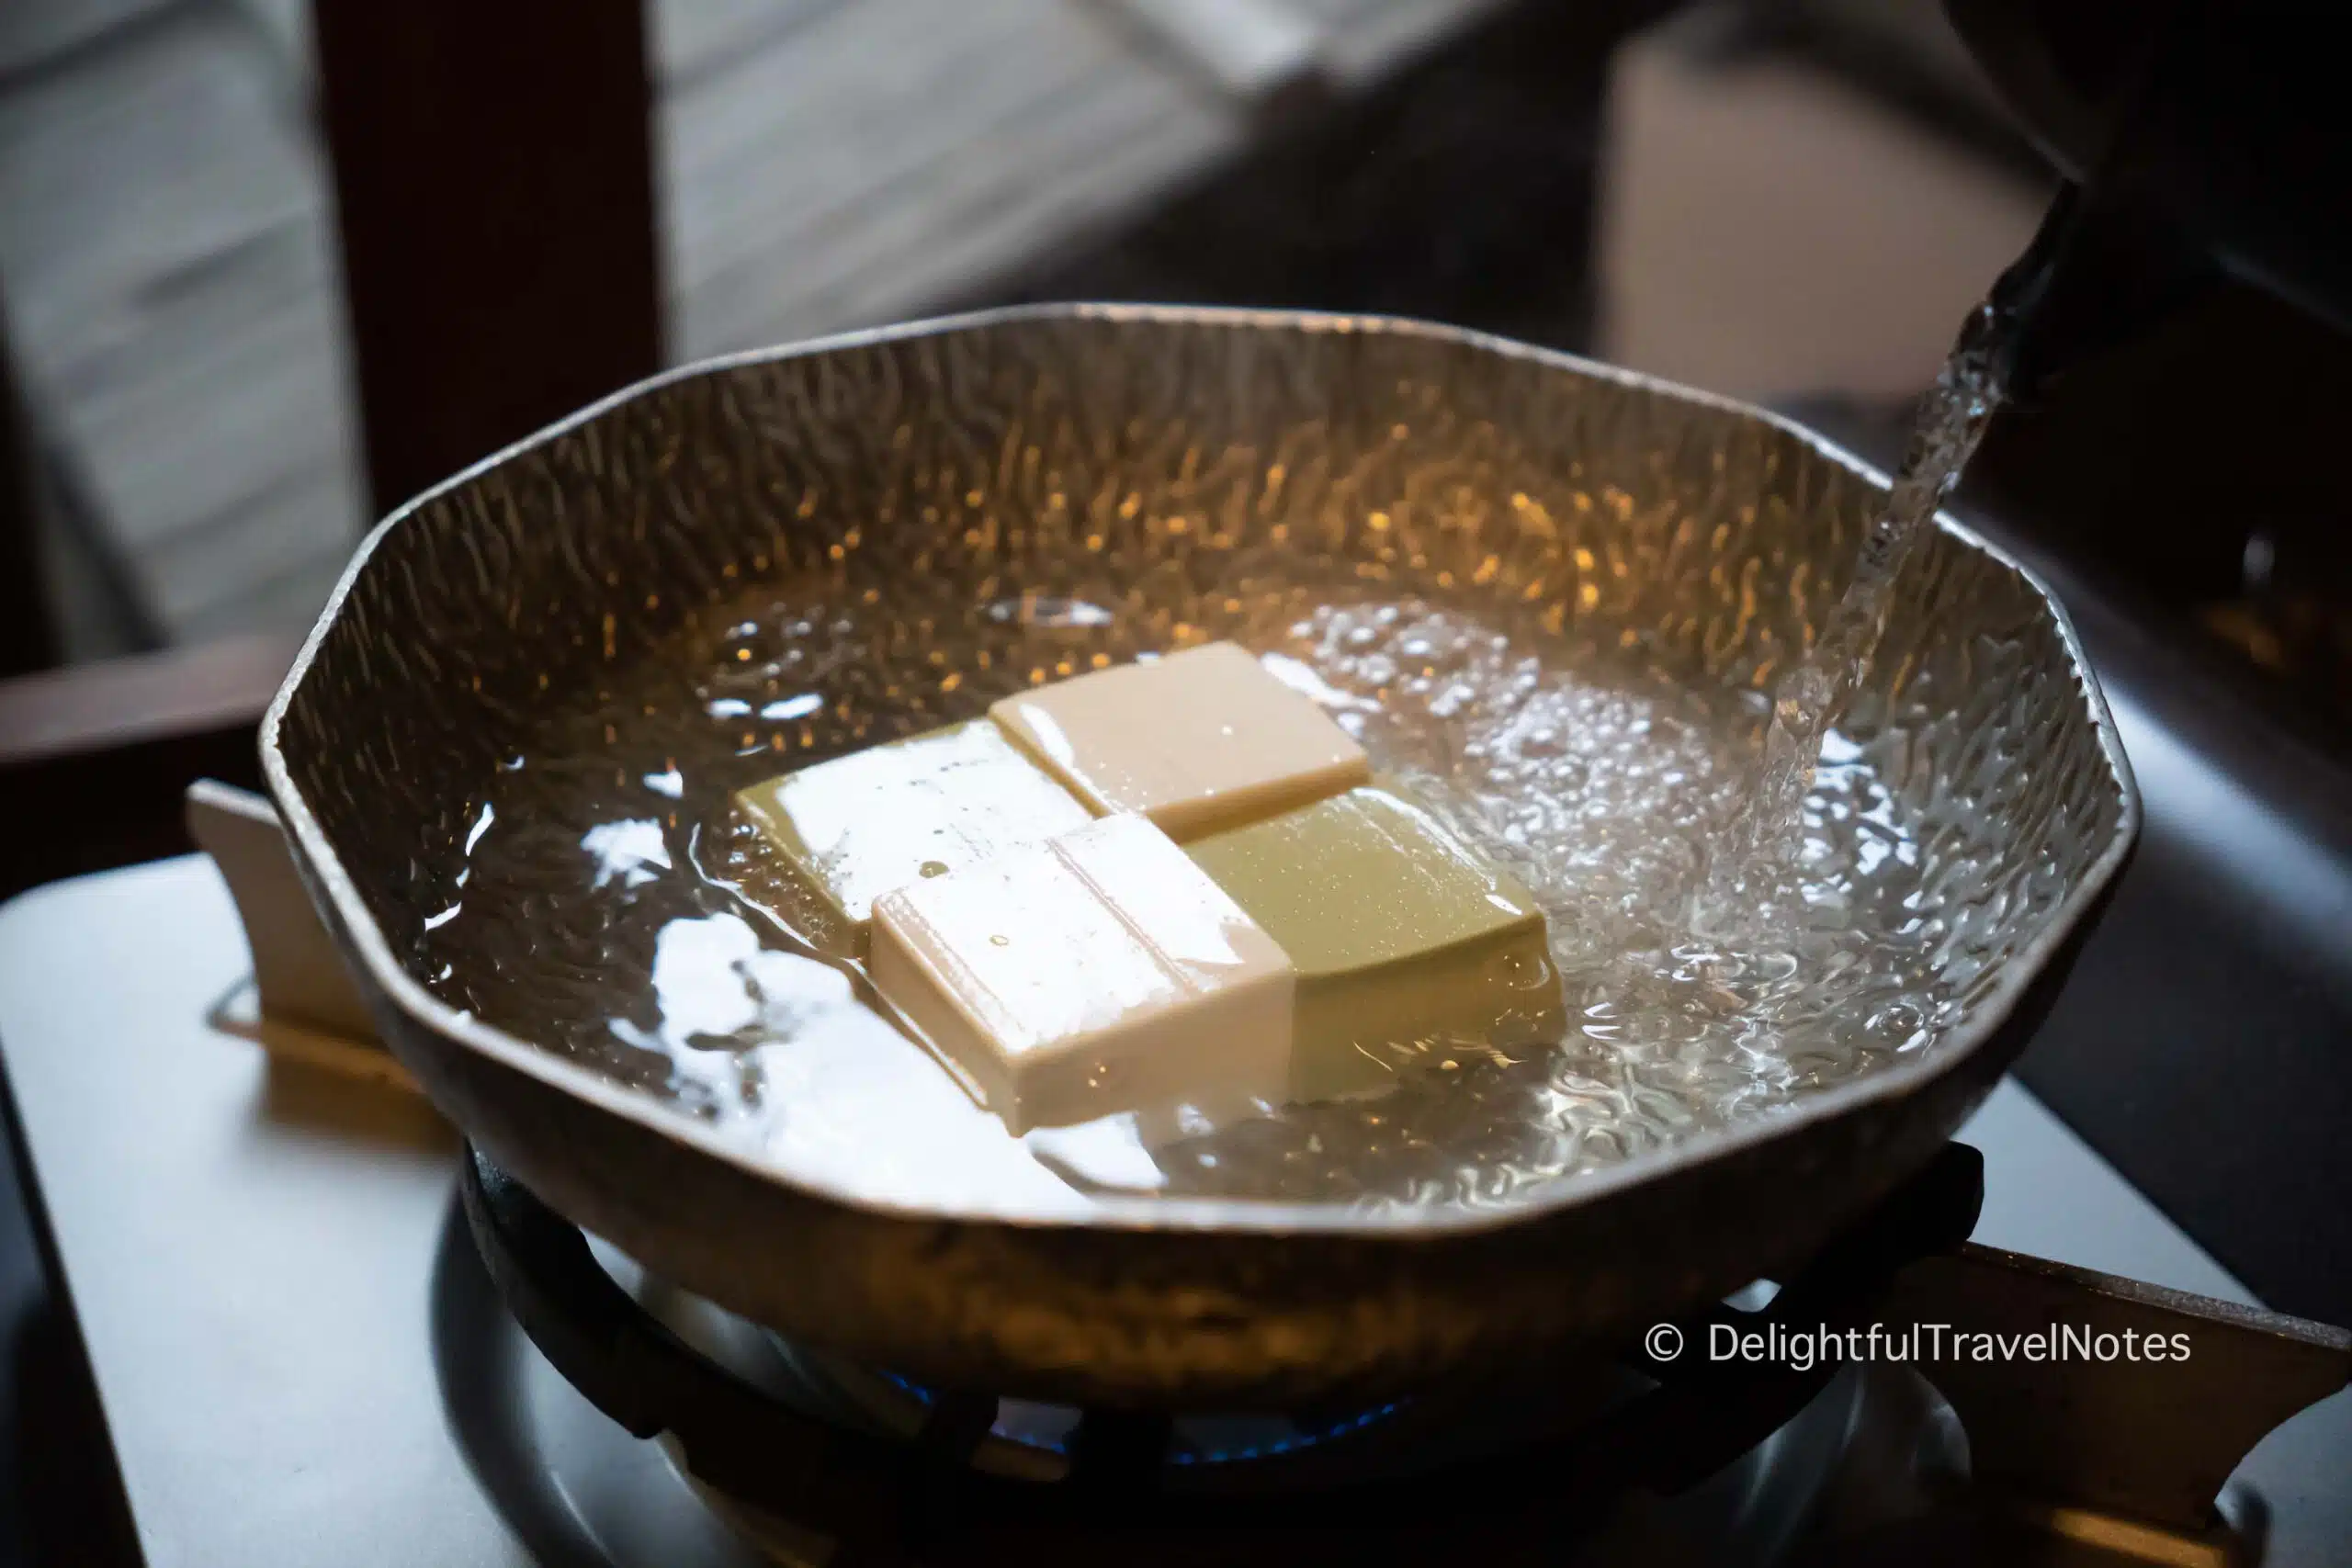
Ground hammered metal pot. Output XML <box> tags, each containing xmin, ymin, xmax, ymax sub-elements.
<box><xmin>261</xmin><ymin>305</ymin><xmax>2137</xmax><ymax>1407</ymax></box>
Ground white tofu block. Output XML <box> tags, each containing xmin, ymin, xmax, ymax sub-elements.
<box><xmin>732</xmin><ymin>720</ymin><xmax>1092</xmax><ymax>953</ymax></box>
<box><xmin>989</xmin><ymin>641</ymin><xmax>1369</xmax><ymax>840</ymax></box>
<box><xmin>868</xmin><ymin>814</ymin><xmax>1295</xmax><ymax>1131</ymax></box>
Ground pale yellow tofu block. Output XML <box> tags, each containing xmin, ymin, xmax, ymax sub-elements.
<box><xmin>731</xmin><ymin>720</ymin><xmax>1091</xmax><ymax>955</ymax></box>
<box><xmin>1184</xmin><ymin>783</ymin><xmax>1564</xmax><ymax>1102</ymax></box>
<box><xmin>989</xmin><ymin>641</ymin><xmax>1369</xmax><ymax>840</ymax></box>
<box><xmin>869</xmin><ymin>814</ymin><xmax>1296</xmax><ymax>1132</ymax></box>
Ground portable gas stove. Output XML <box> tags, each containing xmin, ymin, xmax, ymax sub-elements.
<box><xmin>2</xmin><ymin>851</ymin><xmax>2346</xmax><ymax>1567</ymax></box>
<box><xmin>452</xmin><ymin>1129</ymin><xmax>2346</xmax><ymax>1568</ymax></box>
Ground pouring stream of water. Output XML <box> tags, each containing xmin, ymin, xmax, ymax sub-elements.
<box><xmin>1698</xmin><ymin>203</ymin><xmax>2077</xmax><ymax>929</ymax></box>
<box><xmin>1707</xmin><ymin>309</ymin><xmax>2007</xmax><ymax>894</ymax></box>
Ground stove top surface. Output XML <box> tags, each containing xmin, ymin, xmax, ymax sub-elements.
<box><xmin>2</xmin><ymin>859</ymin><xmax>2346</xmax><ymax>1566</ymax></box>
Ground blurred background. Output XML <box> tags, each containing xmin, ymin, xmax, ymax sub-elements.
<box><xmin>3</xmin><ymin>0</ymin><xmax>2047</xmax><ymax>659</ymax></box>
<box><xmin>6</xmin><ymin>0</ymin><xmax>2347</xmax><ymax>731</ymax></box>
<box><xmin>6</xmin><ymin>0</ymin><xmax>2346</xmax><ymax>753</ymax></box>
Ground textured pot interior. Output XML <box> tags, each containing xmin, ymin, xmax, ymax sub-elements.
<box><xmin>262</xmin><ymin>308</ymin><xmax>2132</xmax><ymax>1386</ymax></box>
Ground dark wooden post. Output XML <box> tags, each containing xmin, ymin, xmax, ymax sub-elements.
<box><xmin>311</xmin><ymin>0</ymin><xmax>666</xmax><ymax>513</ymax></box>
<box><xmin>1</xmin><ymin>303</ymin><xmax>62</xmax><ymax>678</ymax></box>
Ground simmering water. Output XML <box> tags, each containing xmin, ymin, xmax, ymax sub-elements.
<box><xmin>409</xmin><ymin>283</ymin><xmax>2053</xmax><ymax>1215</ymax></box>
<box><xmin>424</xmin><ymin>567</ymin><xmax>1971</xmax><ymax>1213</ymax></box>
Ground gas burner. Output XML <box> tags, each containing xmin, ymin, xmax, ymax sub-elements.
<box><xmin>776</xmin><ymin>1345</ymin><xmax>1417</xmax><ymax>1480</ymax></box>
<box><xmin>449</xmin><ymin>1143</ymin><xmax>1983</xmax><ymax>1564</ymax></box>
<box><xmin>448</xmin><ymin>1142</ymin><xmax>2348</xmax><ymax>1567</ymax></box>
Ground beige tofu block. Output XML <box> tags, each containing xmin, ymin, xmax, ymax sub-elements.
<box><xmin>731</xmin><ymin>720</ymin><xmax>1091</xmax><ymax>955</ymax></box>
<box><xmin>869</xmin><ymin>814</ymin><xmax>1296</xmax><ymax>1132</ymax></box>
<box><xmin>989</xmin><ymin>641</ymin><xmax>1368</xmax><ymax>840</ymax></box>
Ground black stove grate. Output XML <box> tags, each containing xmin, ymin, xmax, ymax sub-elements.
<box><xmin>458</xmin><ymin>1139</ymin><xmax>1986</xmax><ymax>1556</ymax></box>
